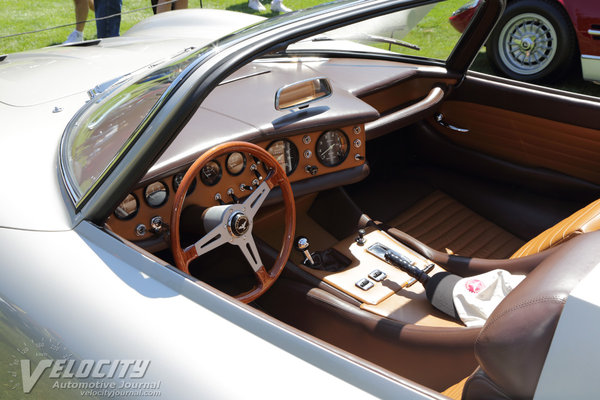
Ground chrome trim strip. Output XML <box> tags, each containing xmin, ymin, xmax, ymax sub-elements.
<box><xmin>582</xmin><ymin>54</ymin><xmax>600</xmax><ymax>60</ymax></box>
<box><xmin>219</xmin><ymin>70</ymin><xmax>271</xmax><ymax>86</ymax></box>
<box><xmin>588</xmin><ymin>29</ymin><xmax>600</xmax><ymax>37</ymax></box>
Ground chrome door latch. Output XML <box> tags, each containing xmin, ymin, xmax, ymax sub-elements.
<box><xmin>434</xmin><ymin>113</ymin><xmax>469</xmax><ymax>134</ymax></box>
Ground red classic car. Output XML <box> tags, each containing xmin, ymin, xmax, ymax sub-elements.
<box><xmin>450</xmin><ymin>0</ymin><xmax>600</xmax><ymax>82</ymax></box>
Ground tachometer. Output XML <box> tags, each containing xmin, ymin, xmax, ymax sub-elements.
<box><xmin>316</xmin><ymin>130</ymin><xmax>349</xmax><ymax>167</ymax></box>
<box><xmin>266</xmin><ymin>139</ymin><xmax>299</xmax><ymax>176</ymax></box>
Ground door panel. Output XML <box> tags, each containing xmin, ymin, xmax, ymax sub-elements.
<box><xmin>432</xmin><ymin>100</ymin><xmax>600</xmax><ymax>184</ymax></box>
<box><xmin>431</xmin><ymin>74</ymin><xmax>600</xmax><ymax>185</ymax></box>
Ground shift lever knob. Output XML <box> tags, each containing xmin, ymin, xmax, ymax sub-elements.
<box><xmin>356</xmin><ymin>228</ymin><xmax>366</xmax><ymax>246</ymax></box>
<box><xmin>295</xmin><ymin>236</ymin><xmax>315</xmax><ymax>266</ymax></box>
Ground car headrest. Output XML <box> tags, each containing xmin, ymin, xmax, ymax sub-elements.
<box><xmin>474</xmin><ymin>230</ymin><xmax>600</xmax><ymax>399</ymax></box>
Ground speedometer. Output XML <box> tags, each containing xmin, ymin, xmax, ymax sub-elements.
<box><xmin>266</xmin><ymin>139</ymin><xmax>299</xmax><ymax>176</ymax></box>
<box><xmin>316</xmin><ymin>130</ymin><xmax>349</xmax><ymax>167</ymax></box>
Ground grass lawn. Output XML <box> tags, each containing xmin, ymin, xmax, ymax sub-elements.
<box><xmin>1</xmin><ymin>0</ymin><xmax>598</xmax><ymax>97</ymax></box>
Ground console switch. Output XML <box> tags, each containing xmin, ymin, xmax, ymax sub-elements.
<box><xmin>368</xmin><ymin>269</ymin><xmax>387</xmax><ymax>282</ymax></box>
<box><xmin>355</xmin><ymin>278</ymin><xmax>374</xmax><ymax>291</ymax></box>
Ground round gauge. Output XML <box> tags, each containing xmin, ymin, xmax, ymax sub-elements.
<box><xmin>200</xmin><ymin>160</ymin><xmax>222</xmax><ymax>186</ymax></box>
<box><xmin>316</xmin><ymin>130</ymin><xmax>349</xmax><ymax>167</ymax></box>
<box><xmin>172</xmin><ymin>172</ymin><xmax>196</xmax><ymax>195</ymax></box>
<box><xmin>226</xmin><ymin>152</ymin><xmax>246</xmax><ymax>176</ymax></box>
<box><xmin>266</xmin><ymin>139</ymin><xmax>299</xmax><ymax>176</ymax></box>
<box><xmin>144</xmin><ymin>181</ymin><xmax>169</xmax><ymax>208</ymax></box>
<box><xmin>114</xmin><ymin>193</ymin><xmax>139</xmax><ymax>220</ymax></box>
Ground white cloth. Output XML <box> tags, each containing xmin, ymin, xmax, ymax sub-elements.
<box><xmin>453</xmin><ymin>269</ymin><xmax>525</xmax><ymax>327</ymax></box>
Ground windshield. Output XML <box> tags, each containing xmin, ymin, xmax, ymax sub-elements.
<box><xmin>289</xmin><ymin>1</ymin><xmax>471</xmax><ymax>61</ymax></box>
<box><xmin>62</xmin><ymin>49</ymin><xmax>200</xmax><ymax>203</ymax></box>
<box><xmin>61</xmin><ymin>0</ymin><xmax>470</xmax><ymax>207</ymax></box>
<box><xmin>60</xmin><ymin>1</ymin><xmax>365</xmax><ymax>206</ymax></box>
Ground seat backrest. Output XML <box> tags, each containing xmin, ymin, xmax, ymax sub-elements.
<box><xmin>511</xmin><ymin>198</ymin><xmax>600</xmax><ymax>258</ymax></box>
<box><xmin>464</xmin><ymin>231</ymin><xmax>600</xmax><ymax>399</ymax></box>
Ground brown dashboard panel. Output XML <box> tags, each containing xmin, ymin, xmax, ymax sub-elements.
<box><xmin>106</xmin><ymin>124</ymin><xmax>366</xmax><ymax>243</ymax></box>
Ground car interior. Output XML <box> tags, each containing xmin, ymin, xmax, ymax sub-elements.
<box><xmin>101</xmin><ymin>4</ymin><xmax>600</xmax><ymax>399</ymax></box>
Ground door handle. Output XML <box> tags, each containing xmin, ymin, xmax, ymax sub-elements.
<box><xmin>435</xmin><ymin>113</ymin><xmax>469</xmax><ymax>133</ymax></box>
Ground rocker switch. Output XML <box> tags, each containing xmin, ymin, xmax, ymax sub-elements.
<box><xmin>355</xmin><ymin>278</ymin><xmax>374</xmax><ymax>291</ymax></box>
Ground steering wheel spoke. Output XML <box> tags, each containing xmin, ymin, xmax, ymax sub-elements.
<box><xmin>193</xmin><ymin>225</ymin><xmax>229</xmax><ymax>258</ymax></box>
<box><xmin>237</xmin><ymin>235</ymin><xmax>263</xmax><ymax>273</ymax></box>
<box><xmin>244</xmin><ymin>179</ymin><xmax>272</xmax><ymax>219</ymax></box>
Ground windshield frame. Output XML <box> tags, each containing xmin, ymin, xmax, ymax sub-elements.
<box><xmin>58</xmin><ymin>0</ymin><xmax>502</xmax><ymax>223</ymax></box>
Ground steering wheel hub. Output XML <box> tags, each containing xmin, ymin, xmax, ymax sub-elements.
<box><xmin>229</xmin><ymin>212</ymin><xmax>251</xmax><ymax>237</ymax></box>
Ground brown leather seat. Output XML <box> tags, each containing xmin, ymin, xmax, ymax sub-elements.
<box><xmin>461</xmin><ymin>231</ymin><xmax>600</xmax><ymax>399</ymax></box>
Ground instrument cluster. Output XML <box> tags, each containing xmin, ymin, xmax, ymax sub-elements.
<box><xmin>106</xmin><ymin>125</ymin><xmax>366</xmax><ymax>243</ymax></box>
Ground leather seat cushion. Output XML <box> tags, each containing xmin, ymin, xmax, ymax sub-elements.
<box><xmin>388</xmin><ymin>191</ymin><xmax>525</xmax><ymax>259</ymax></box>
<box><xmin>511</xmin><ymin>198</ymin><xmax>600</xmax><ymax>258</ymax></box>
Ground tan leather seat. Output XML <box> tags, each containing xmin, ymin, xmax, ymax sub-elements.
<box><xmin>511</xmin><ymin>198</ymin><xmax>600</xmax><ymax>258</ymax></box>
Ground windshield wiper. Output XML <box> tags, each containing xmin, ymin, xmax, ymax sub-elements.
<box><xmin>312</xmin><ymin>33</ymin><xmax>420</xmax><ymax>51</ymax></box>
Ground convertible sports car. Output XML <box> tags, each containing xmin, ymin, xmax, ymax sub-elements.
<box><xmin>2</xmin><ymin>0</ymin><xmax>600</xmax><ymax>398</ymax></box>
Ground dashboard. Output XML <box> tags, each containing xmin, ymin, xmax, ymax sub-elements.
<box><xmin>105</xmin><ymin>58</ymin><xmax>454</xmax><ymax>247</ymax></box>
<box><xmin>105</xmin><ymin>124</ymin><xmax>366</xmax><ymax>243</ymax></box>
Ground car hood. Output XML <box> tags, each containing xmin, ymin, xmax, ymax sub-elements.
<box><xmin>0</xmin><ymin>9</ymin><xmax>264</xmax><ymax>107</ymax></box>
<box><xmin>0</xmin><ymin>9</ymin><xmax>264</xmax><ymax>231</ymax></box>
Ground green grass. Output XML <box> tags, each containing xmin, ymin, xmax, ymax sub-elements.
<box><xmin>0</xmin><ymin>0</ymin><xmax>321</xmax><ymax>54</ymax></box>
<box><xmin>400</xmin><ymin>1</ymin><xmax>463</xmax><ymax>60</ymax></box>
<box><xmin>1</xmin><ymin>0</ymin><xmax>598</xmax><ymax>97</ymax></box>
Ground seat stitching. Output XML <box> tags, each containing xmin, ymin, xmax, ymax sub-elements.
<box><xmin>477</xmin><ymin>296</ymin><xmax>566</xmax><ymax>346</ymax></box>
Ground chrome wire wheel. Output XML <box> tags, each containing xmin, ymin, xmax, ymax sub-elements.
<box><xmin>497</xmin><ymin>12</ymin><xmax>557</xmax><ymax>76</ymax></box>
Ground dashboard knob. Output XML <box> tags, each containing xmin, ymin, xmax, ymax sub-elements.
<box><xmin>305</xmin><ymin>165</ymin><xmax>318</xmax><ymax>175</ymax></box>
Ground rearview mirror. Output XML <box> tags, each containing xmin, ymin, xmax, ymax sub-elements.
<box><xmin>275</xmin><ymin>77</ymin><xmax>332</xmax><ymax>110</ymax></box>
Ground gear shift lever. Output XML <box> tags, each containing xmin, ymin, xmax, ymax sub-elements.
<box><xmin>295</xmin><ymin>236</ymin><xmax>315</xmax><ymax>266</ymax></box>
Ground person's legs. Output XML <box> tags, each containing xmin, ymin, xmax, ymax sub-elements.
<box><xmin>174</xmin><ymin>0</ymin><xmax>188</xmax><ymax>9</ymax></box>
<box><xmin>271</xmin><ymin>0</ymin><xmax>291</xmax><ymax>13</ymax></box>
<box><xmin>74</xmin><ymin>0</ymin><xmax>89</xmax><ymax>32</ymax></box>
<box><xmin>95</xmin><ymin>0</ymin><xmax>121</xmax><ymax>38</ymax></box>
<box><xmin>248</xmin><ymin>0</ymin><xmax>265</xmax><ymax>11</ymax></box>
<box><xmin>155</xmin><ymin>0</ymin><xmax>171</xmax><ymax>13</ymax></box>
<box><xmin>64</xmin><ymin>0</ymin><xmax>89</xmax><ymax>43</ymax></box>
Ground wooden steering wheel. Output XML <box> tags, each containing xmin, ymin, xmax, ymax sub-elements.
<box><xmin>170</xmin><ymin>141</ymin><xmax>296</xmax><ymax>303</ymax></box>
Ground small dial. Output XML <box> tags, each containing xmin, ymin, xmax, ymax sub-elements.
<box><xmin>200</xmin><ymin>160</ymin><xmax>222</xmax><ymax>186</ymax></box>
<box><xmin>226</xmin><ymin>152</ymin><xmax>246</xmax><ymax>176</ymax></box>
<box><xmin>173</xmin><ymin>172</ymin><xmax>196</xmax><ymax>195</ymax></box>
<box><xmin>316</xmin><ymin>130</ymin><xmax>349</xmax><ymax>167</ymax></box>
<box><xmin>144</xmin><ymin>181</ymin><xmax>169</xmax><ymax>208</ymax></box>
<box><xmin>266</xmin><ymin>139</ymin><xmax>299</xmax><ymax>176</ymax></box>
<box><xmin>114</xmin><ymin>193</ymin><xmax>139</xmax><ymax>220</ymax></box>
